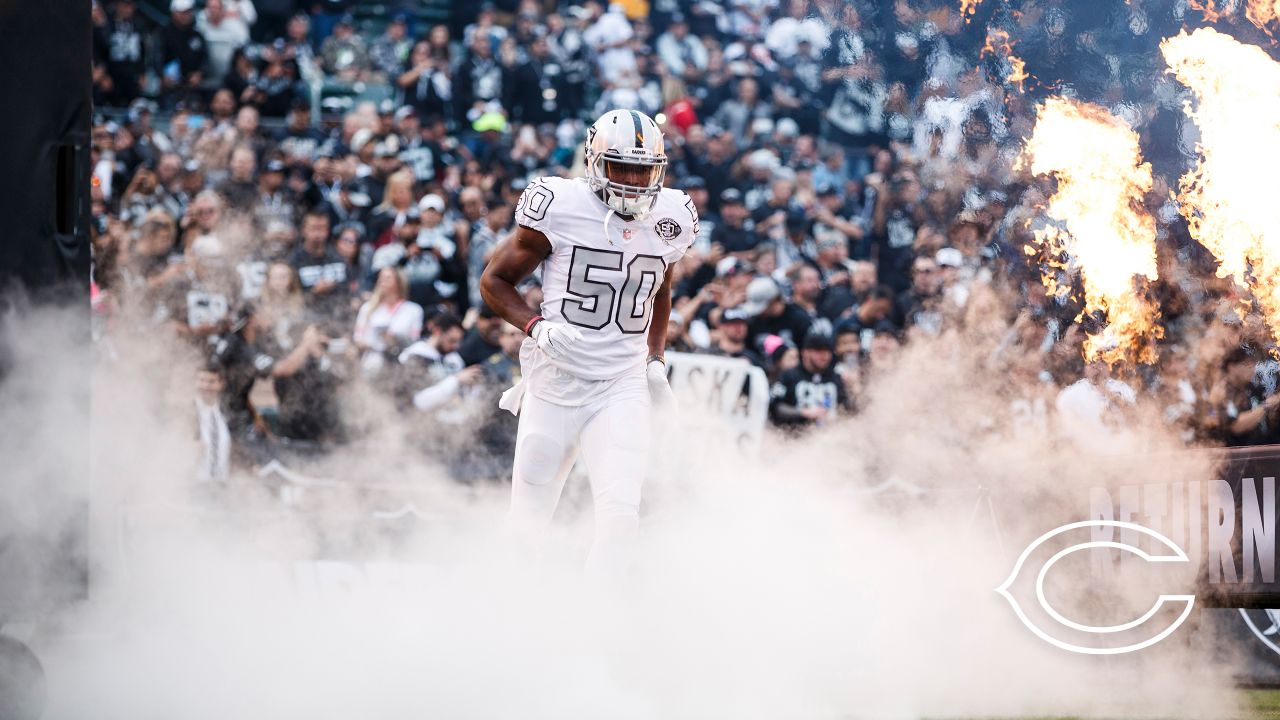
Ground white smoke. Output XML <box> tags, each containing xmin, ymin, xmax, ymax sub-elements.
<box><xmin>0</xmin><ymin>297</ymin><xmax>1246</xmax><ymax>720</ymax></box>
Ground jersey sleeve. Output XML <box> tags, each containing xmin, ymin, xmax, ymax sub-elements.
<box><xmin>660</xmin><ymin>190</ymin><xmax>700</xmax><ymax>264</ymax></box>
<box><xmin>514</xmin><ymin>177</ymin><xmax>559</xmax><ymax>238</ymax></box>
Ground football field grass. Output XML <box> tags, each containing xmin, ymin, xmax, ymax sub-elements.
<box><xmin>966</xmin><ymin>688</ymin><xmax>1280</xmax><ymax>719</ymax></box>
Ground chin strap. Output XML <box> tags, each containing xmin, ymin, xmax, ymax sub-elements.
<box><xmin>602</xmin><ymin>198</ymin><xmax>668</xmax><ymax>248</ymax></box>
<box><xmin>602</xmin><ymin>206</ymin><xmax>621</xmax><ymax>247</ymax></box>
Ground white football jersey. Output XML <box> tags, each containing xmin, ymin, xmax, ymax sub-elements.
<box><xmin>516</xmin><ymin>176</ymin><xmax>698</xmax><ymax>382</ymax></box>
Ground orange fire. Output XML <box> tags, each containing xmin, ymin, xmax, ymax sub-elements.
<box><xmin>1189</xmin><ymin>0</ymin><xmax>1280</xmax><ymax>35</ymax></box>
<box><xmin>981</xmin><ymin>28</ymin><xmax>1030</xmax><ymax>93</ymax></box>
<box><xmin>1163</xmin><ymin>28</ymin><xmax>1280</xmax><ymax>344</ymax></box>
<box><xmin>1246</xmin><ymin>0</ymin><xmax>1280</xmax><ymax>34</ymax></box>
<box><xmin>1189</xmin><ymin>0</ymin><xmax>1231</xmax><ymax>23</ymax></box>
<box><xmin>1020</xmin><ymin>98</ymin><xmax>1162</xmax><ymax>365</ymax></box>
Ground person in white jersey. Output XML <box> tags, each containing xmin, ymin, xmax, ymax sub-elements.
<box><xmin>480</xmin><ymin>109</ymin><xmax>698</xmax><ymax>575</ymax></box>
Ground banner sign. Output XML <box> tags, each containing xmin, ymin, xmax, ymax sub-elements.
<box><xmin>663</xmin><ymin>352</ymin><xmax>769</xmax><ymax>450</ymax></box>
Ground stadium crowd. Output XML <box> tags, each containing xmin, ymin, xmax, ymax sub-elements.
<box><xmin>86</xmin><ymin>0</ymin><xmax>1280</xmax><ymax>483</ymax></box>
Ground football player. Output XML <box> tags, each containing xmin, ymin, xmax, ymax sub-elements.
<box><xmin>480</xmin><ymin>109</ymin><xmax>698</xmax><ymax>575</ymax></box>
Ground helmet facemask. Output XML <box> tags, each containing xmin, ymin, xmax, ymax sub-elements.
<box><xmin>588</xmin><ymin>150</ymin><xmax>667</xmax><ymax>220</ymax></box>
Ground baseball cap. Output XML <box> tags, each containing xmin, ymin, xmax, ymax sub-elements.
<box><xmin>350</xmin><ymin>128</ymin><xmax>375</xmax><ymax>154</ymax></box>
<box><xmin>680</xmin><ymin>175</ymin><xmax>707</xmax><ymax>192</ymax></box>
<box><xmin>802</xmin><ymin>327</ymin><xmax>834</xmax><ymax>351</ymax></box>
<box><xmin>741</xmin><ymin>277</ymin><xmax>780</xmax><ymax>316</ymax></box>
<box><xmin>378</xmin><ymin>99</ymin><xmax>397</xmax><ymax>116</ymax></box>
<box><xmin>722</xmin><ymin>307</ymin><xmax>751</xmax><ymax>324</ymax></box>
<box><xmin>715</xmin><ymin>256</ymin><xmax>750</xmax><ymax>278</ymax></box>
<box><xmin>472</xmin><ymin>111</ymin><xmax>508</xmax><ymax>134</ymax></box>
<box><xmin>785</xmin><ymin>208</ymin><xmax>809</xmax><ymax>231</ymax></box>
<box><xmin>418</xmin><ymin>193</ymin><xmax>446</xmax><ymax>213</ymax></box>
<box><xmin>374</xmin><ymin>137</ymin><xmax>401</xmax><ymax>158</ymax></box>
<box><xmin>336</xmin><ymin>12</ymin><xmax>355</xmax><ymax>26</ymax></box>
<box><xmin>191</xmin><ymin>235</ymin><xmax>225</xmax><ymax>258</ymax></box>
<box><xmin>936</xmin><ymin>247</ymin><xmax>963</xmax><ymax>268</ymax></box>
<box><xmin>264</xmin><ymin>159</ymin><xmax>286</xmax><ymax>173</ymax></box>
<box><xmin>170</xmin><ymin>0</ymin><xmax>194</xmax><ymax>12</ymax></box>
<box><xmin>290</xmin><ymin>96</ymin><xmax>312</xmax><ymax>112</ymax></box>
<box><xmin>816</xmin><ymin>227</ymin><xmax>846</xmax><ymax>249</ymax></box>
<box><xmin>402</xmin><ymin>205</ymin><xmax>422</xmax><ymax>223</ymax></box>
<box><xmin>776</xmin><ymin>117</ymin><xmax>800</xmax><ymax>138</ymax></box>
<box><xmin>393</xmin><ymin>105</ymin><xmax>417</xmax><ymax>123</ymax></box>
<box><xmin>720</xmin><ymin>188</ymin><xmax>744</xmax><ymax>205</ymax></box>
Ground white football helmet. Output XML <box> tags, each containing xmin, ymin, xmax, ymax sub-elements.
<box><xmin>584</xmin><ymin>109</ymin><xmax>668</xmax><ymax>220</ymax></box>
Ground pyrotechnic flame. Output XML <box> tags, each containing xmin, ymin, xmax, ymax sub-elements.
<box><xmin>1246</xmin><ymin>0</ymin><xmax>1280</xmax><ymax>35</ymax></box>
<box><xmin>1163</xmin><ymin>27</ymin><xmax>1280</xmax><ymax>345</ymax></box>
<box><xmin>1189</xmin><ymin>0</ymin><xmax>1279</xmax><ymax>35</ymax></box>
<box><xmin>1189</xmin><ymin>0</ymin><xmax>1232</xmax><ymax>23</ymax></box>
<box><xmin>981</xmin><ymin>28</ymin><xmax>1031</xmax><ymax>93</ymax></box>
<box><xmin>1020</xmin><ymin>98</ymin><xmax>1162</xmax><ymax>365</ymax></box>
<box><xmin>960</xmin><ymin>0</ymin><xmax>981</xmax><ymax>23</ymax></box>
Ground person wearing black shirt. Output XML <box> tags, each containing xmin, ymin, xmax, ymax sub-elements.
<box><xmin>769</xmin><ymin>329</ymin><xmax>849</xmax><ymax>431</ymax></box>
<box><xmin>157</xmin><ymin>0</ymin><xmax>208</xmax><ymax>106</ymax></box>
<box><xmin>505</xmin><ymin>34</ymin><xmax>563</xmax><ymax>126</ymax></box>
<box><xmin>711</xmin><ymin>189</ymin><xmax>760</xmax><ymax>255</ymax></box>
<box><xmin>457</xmin><ymin>304</ymin><xmax>504</xmax><ymax>366</ymax></box>
<box><xmin>276</xmin><ymin>98</ymin><xmax>327</xmax><ymax>166</ymax></box>
<box><xmin>104</xmin><ymin>0</ymin><xmax>148</xmax><ymax>104</ymax></box>
<box><xmin>833</xmin><ymin>285</ymin><xmax>897</xmax><ymax>347</ymax></box>
<box><xmin>290</xmin><ymin>209</ymin><xmax>351</xmax><ymax>332</ymax></box>
<box><xmin>742</xmin><ymin>276</ymin><xmax>816</xmax><ymax>350</ymax></box>
<box><xmin>709</xmin><ymin>307</ymin><xmax>767</xmax><ymax>370</ymax></box>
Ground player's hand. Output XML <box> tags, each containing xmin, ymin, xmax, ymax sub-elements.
<box><xmin>530</xmin><ymin>320</ymin><xmax>583</xmax><ymax>359</ymax></box>
<box><xmin>647</xmin><ymin>358</ymin><xmax>677</xmax><ymax>412</ymax></box>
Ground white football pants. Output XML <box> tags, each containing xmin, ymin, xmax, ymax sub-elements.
<box><xmin>508</xmin><ymin>372</ymin><xmax>651</xmax><ymax>577</ymax></box>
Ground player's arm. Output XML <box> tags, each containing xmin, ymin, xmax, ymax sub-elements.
<box><xmin>480</xmin><ymin>224</ymin><xmax>552</xmax><ymax>333</ymax></box>
<box><xmin>647</xmin><ymin>267</ymin><xmax>675</xmax><ymax>360</ymax></box>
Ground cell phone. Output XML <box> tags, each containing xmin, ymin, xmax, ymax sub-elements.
<box><xmin>326</xmin><ymin>338</ymin><xmax>349</xmax><ymax>354</ymax></box>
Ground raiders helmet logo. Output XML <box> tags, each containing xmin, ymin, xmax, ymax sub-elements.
<box><xmin>654</xmin><ymin>218</ymin><xmax>682</xmax><ymax>239</ymax></box>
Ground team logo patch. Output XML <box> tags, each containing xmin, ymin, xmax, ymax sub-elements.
<box><xmin>654</xmin><ymin>218</ymin><xmax>682</xmax><ymax>240</ymax></box>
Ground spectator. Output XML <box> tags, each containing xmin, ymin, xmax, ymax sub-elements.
<box><xmin>158</xmin><ymin>0</ymin><xmax>209</xmax><ymax>106</ymax></box>
<box><xmin>397</xmin><ymin>312</ymin><xmax>484</xmax><ymax>415</ymax></box>
<box><xmin>706</xmin><ymin>307</ymin><xmax>767</xmax><ymax>369</ymax></box>
<box><xmin>769</xmin><ymin>328</ymin><xmax>849</xmax><ymax>430</ymax></box>
<box><xmin>102</xmin><ymin>0</ymin><xmax>148</xmax><ymax>104</ymax></box>
<box><xmin>655</xmin><ymin>13</ymin><xmax>708</xmax><ymax>77</ymax></box>
<box><xmin>743</xmin><ymin>275</ymin><xmax>815</xmax><ymax>349</ymax></box>
<box><xmin>290</xmin><ymin>209</ymin><xmax>350</xmax><ymax>328</ymax></box>
<box><xmin>320</xmin><ymin>14</ymin><xmax>370</xmax><ymax>81</ymax></box>
<box><xmin>353</xmin><ymin>266</ymin><xmax>424</xmax><ymax>377</ymax></box>
<box><xmin>457</xmin><ymin>304</ymin><xmax>504</xmax><ymax>367</ymax></box>
<box><xmin>197</xmin><ymin>0</ymin><xmax>251</xmax><ymax>83</ymax></box>
<box><xmin>370</xmin><ymin>13</ymin><xmax>413</xmax><ymax>80</ymax></box>
<box><xmin>194</xmin><ymin>361</ymin><xmax>231</xmax><ymax>482</ymax></box>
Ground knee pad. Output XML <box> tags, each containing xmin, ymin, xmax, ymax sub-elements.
<box><xmin>514</xmin><ymin>433</ymin><xmax>567</xmax><ymax>487</ymax></box>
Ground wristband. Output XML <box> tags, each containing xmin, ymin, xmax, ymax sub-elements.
<box><xmin>524</xmin><ymin>315</ymin><xmax>544</xmax><ymax>337</ymax></box>
<box><xmin>647</xmin><ymin>355</ymin><xmax>665</xmax><ymax>365</ymax></box>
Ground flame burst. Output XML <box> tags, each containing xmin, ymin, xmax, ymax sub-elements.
<box><xmin>1190</xmin><ymin>0</ymin><xmax>1280</xmax><ymax>35</ymax></box>
<box><xmin>1246</xmin><ymin>0</ymin><xmax>1280</xmax><ymax>35</ymax></box>
<box><xmin>1021</xmin><ymin>98</ymin><xmax>1162</xmax><ymax>365</ymax></box>
<box><xmin>1189</xmin><ymin>0</ymin><xmax>1233</xmax><ymax>23</ymax></box>
<box><xmin>960</xmin><ymin>0</ymin><xmax>981</xmax><ymax>23</ymax></box>
<box><xmin>1163</xmin><ymin>28</ymin><xmax>1280</xmax><ymax>344</ymax></box>
<box><xmin>981</xmin><ymin>28</ymin><xmax>1031</xmax><ymax>93</ymax></box>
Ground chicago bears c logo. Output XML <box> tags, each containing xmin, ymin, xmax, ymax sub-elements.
<box><xmin>654</xmin><ymin>218</ymin><xmax>682</xmax><ymax>239</ymax></box>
